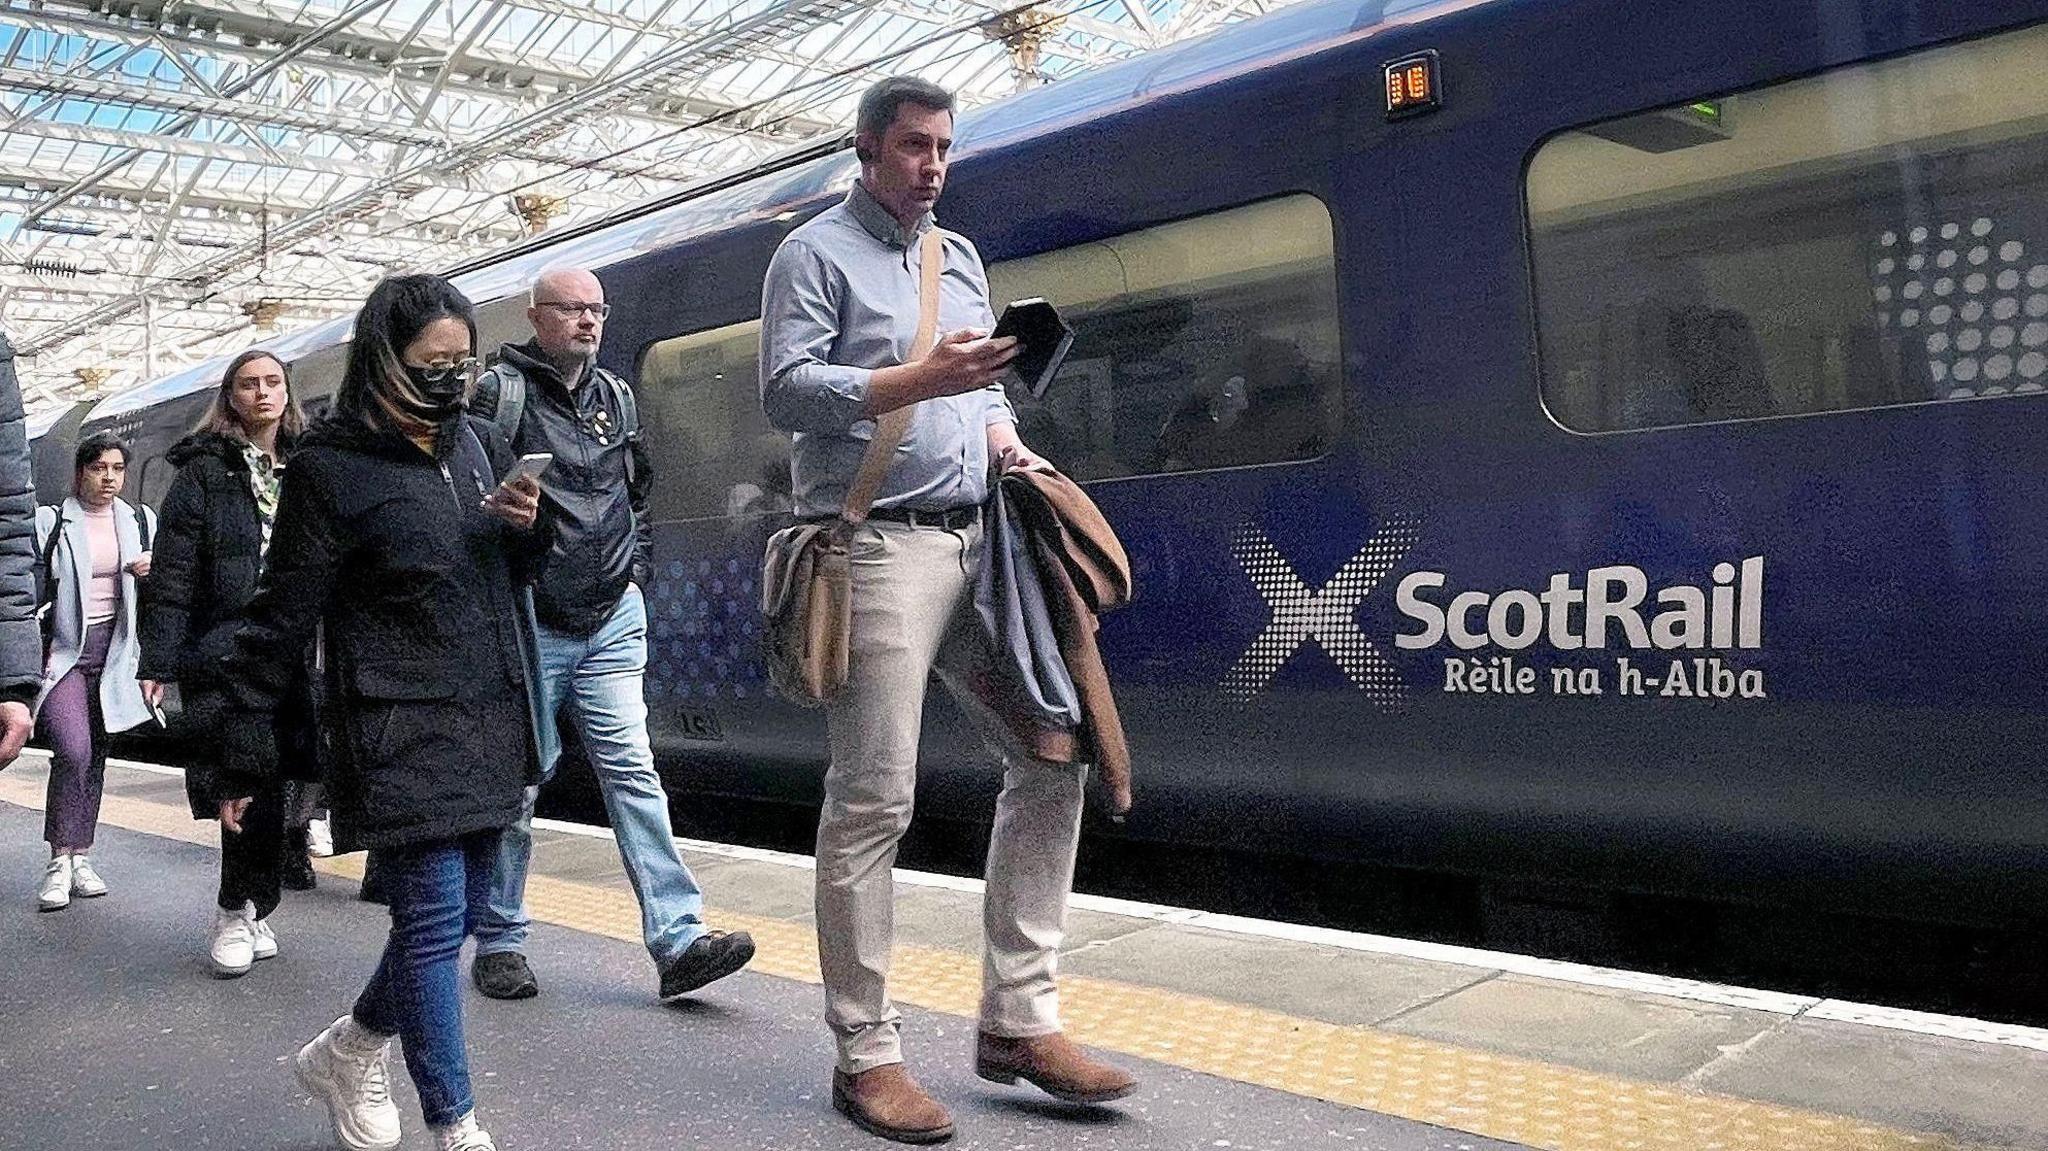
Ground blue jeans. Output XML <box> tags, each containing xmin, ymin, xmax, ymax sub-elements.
<box><xmin>475</xmin><ymin>585</ymin><xmax>705</xmax><ymax>966</ymax></box>
<box><xmin>353</xmin><ymin>830</ymin><xmax>499</xmax><ymax>1128</ymax></box>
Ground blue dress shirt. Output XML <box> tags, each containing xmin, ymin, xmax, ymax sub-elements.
<box><xmin>759</xmin><ymin>182</ymin><xmax>1015</xmax><ymax>519</ymax></box>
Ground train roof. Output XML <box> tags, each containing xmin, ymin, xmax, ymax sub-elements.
<box><xmin>83</xmin><ymin>0</ymin><xmax>1480</xmax><ymax>426</ymax></box>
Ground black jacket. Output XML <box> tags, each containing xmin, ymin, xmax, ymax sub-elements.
<box><xmin>0</xmin><ymin>336</ymin><xmax>39</xmax><ymax>705</ymax></box>
<box><xmin>475</xmin><ymin>340</ymin><xmax>652</xmax><ymax>635</ymax></box>
<box><xmin>216</xmin><ymin>413</ymin><xmax>539</xmax><ymax>852</ymax></box>
<box><xmin>140</xmin><ymin>430</ymin><xmax>297</xmax><ymax>683</ymax></box>
<box><xmin>138</xmin><ymin>429</ymin><xmax>317</xmax><ymax>817</ymax></box>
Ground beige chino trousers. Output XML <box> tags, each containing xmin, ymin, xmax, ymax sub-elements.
<box><xmin>816</xmin><ymin>517</ymin><xmax>1087</xmax><ymax>1074</ymax></box>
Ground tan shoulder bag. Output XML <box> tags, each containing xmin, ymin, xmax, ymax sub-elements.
<box><xmin>761</xmin><ymin>228</ymin><xmax>943</xmax><ymax>704</ymax></box>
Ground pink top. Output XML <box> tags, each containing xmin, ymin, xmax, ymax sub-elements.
<box><xmin>82</xmin><ymin>504</ymin><xmax>120</xmax><ymax>626</ymax></box>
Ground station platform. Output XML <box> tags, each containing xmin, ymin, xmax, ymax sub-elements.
<box><xmin>2</xmin><ymin>756</ymin><xmax>2043</xmax><ymax>1151</ymax></box>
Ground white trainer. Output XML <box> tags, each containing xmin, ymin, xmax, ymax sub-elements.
<box><xmin>69</xmin><ymin>855</ymin><xmax>108</xmax><ymax>898</ymax></box>
<box><xmin>251</xmin><ymin>910</ymin><xmax>278</xmax><ymax>961</ymax></box>
<box><xmin>209</xmin><ymin>906</ymin><xmax>255</xmax><ymax>977</ymax></box>
<box><xmin>433</xmin><ymin>1112</ymin><xmax>498</xmax><ymax>1151</ymax></box>
<box><xmin>294</xmin><ymin>1015</ymin><xmax>402</xmax><ymax>1151</ymax></box>
<box><xmin>37</xmin><ymin>856</ymin><xmax>72</xmax><ymax>912</ymax></box>
<box><xmin>306</xmin><ymin>817</ymin><xmax>334</xmax><ymax>858</ymax></box>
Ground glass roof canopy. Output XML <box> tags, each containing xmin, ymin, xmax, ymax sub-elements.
<box><xmin>0</xmin><ymin>0</ymin><xmax>1295</xmax><ymax>417</ymax></box>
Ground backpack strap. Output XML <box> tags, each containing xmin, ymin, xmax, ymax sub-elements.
<box><xmin>133</xmin><ymin>500</ymin><xmax>151</xmax><ymax>552</ymax></box>
<box><xmin>478</xmin><ymin>360</ymin><xmax>528</xmax><ymax>449</ymax></box>
<box><xmin>595</xmin><ymin>366</ymin><xmax>639</xmax><ymax>486</ymax></box>
<box><xmin>36</xmin><ymin>504</ymin><xmax>64</xmax><ymax>608</ymax></box>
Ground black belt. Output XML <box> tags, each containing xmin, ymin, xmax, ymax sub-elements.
<box><xmin>861</xmin><ymin>505</ymin><xmax>982</xmax><ymax>531</ymax></box>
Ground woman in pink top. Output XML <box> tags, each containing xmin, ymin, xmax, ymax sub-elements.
<box><xmin>31</xmin><ymin>431</ymin><xmax>158</xmax><ymax>912</ymax></box>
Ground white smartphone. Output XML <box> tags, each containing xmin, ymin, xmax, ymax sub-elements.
<box><xmin>503</xmin><ymin>452</ymin><xmax>553</xmax><ymax>486</ymax></box>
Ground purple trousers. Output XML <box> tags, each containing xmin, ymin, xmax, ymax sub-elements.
<box><xmin>43</xmin><ymin>621</ymin><xmax>113</xmax><ymax>851</ymax></box>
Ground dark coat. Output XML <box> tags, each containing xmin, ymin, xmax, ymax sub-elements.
<box><xmin>473</xmin><ymin>341</ymin><xmax>652</xmax><ymax>635</ymax></box>
<box><xmin>138</xmin><ymin>429</ymin><xmax>317</xmax><ymax>818</ymax></box>
<box><xmin>0</xmin><ymin>335</ymin><xmax>39</xmax><ymax>704</ymax></box>
<box><xmin>215</xmin><ymin>413</ymin><xmax>540</xmax><ymax>852</ymax></box>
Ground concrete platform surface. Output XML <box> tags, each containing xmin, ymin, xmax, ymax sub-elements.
<box><xmin>7</xmin><ymin>755</ymin><xmax>2046</xmax><ymax>1151</ymax></box>
<box><xmin>0</xmin><ymin>800</ymin><xmax>1515</xmax><ymax>1151</ymax></box>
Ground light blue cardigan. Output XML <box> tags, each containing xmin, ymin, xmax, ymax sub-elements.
<box><xmin>34</xmin><ymin>497</ymin><xmax>157</xmax><ymax>733</ymax></box>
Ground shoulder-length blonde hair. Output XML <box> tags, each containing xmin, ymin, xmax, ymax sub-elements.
<box><xmin>196</xmin><ymin>349</ymin><xmax>307</xmax><ymax>443</ymax></box>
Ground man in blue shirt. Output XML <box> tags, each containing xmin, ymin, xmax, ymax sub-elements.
<box><xmin>761</xmin><ymin>76</ymin><xmax>1138</xmax><ymax>1144</ymax></box>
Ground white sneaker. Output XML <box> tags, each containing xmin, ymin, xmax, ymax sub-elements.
<box><xmin>306</xmin><ymin>817</ymin><xmax>334</xmax><ymax>858</ymax></box>
<box><xmin>251</xmin><ymin>908</ymin><xmax>278</xmax><ymax>961</ymax></box>
<box><xmin>37</xmin><ymin>856</ymin><xmax>72</xmax><ymax>912</ymax></box>
<box><xmin>70</xmin><ymin>855</ymin><xmax>108</xmax><ymax>898</ymax></box>
<box><xmin>294</xmin><ymin>1015</ymin><xmax>402</xmax><ymax>1151</ymax></box>
<box><xmin>433</xmin><ymin>1112</ymin><xmax>497</xmax><ymax>1151</ymax></box>
<box><xmin>209</xmin><ymin>906</ymin><xmax>255</xmax><ymax>978</ymax></box>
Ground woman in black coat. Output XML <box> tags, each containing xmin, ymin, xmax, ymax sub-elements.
<box><xmin>139</xmin><ymin>349</ymin><xmax>315</xmax><ymax>978</ymax></box>
<box><xmin>214</xmin><ymin>274</ymin><xmax>541</xmax><ymax>1151</ymax></box>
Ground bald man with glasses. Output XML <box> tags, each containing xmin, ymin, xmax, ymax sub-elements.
<box><xmin>469</xmin><ymin>266</ymin><xmax>755</xmax><ymax>1004</ymax></box>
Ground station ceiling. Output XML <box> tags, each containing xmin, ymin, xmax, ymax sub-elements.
<box><xmin>0</xmin><ymin>0</ymin><xmax>1295</xmax><ymax>417</ymax></box>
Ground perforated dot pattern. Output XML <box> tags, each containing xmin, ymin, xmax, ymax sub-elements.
<box><xmin>1876</xmin><ymin>216</ymin><xmax>2048</xmax><ymax>397</ymax></box>
<box><xmin>1223</xmin><ymin>515</ymin><xmax>1422</xmax><ymax>709</ymax></box>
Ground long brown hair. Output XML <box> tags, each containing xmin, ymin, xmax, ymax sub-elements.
<box><xmin>196</xmin><ymin>349</ymin><xmax>307</xmax><ymax>443</ymax></box>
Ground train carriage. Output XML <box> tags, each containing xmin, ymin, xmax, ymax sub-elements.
<box><xmin>55</xmin><ymin>0</ymin><xmax>2048</xmax><ymax>958</ymax></box>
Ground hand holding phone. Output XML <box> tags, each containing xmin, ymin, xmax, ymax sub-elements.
<box><xmin>484</xmin><ymin>452</ymin><xmax>548</xmax><ymax>531</ymax></box>
<box><xmin>991</xmin><ymin>299</ymin><xmax>1075</xmax><ymax>398</ymax></box>
<box><xmin>504</xmin><ymin>452</ymin><xmax>553</xmax><ymax>487</ymax></box>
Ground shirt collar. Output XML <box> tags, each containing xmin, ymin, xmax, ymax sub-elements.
<box><xmin>846</xmin><ymin>181</ymin><xmax>932</xmax><ymax>249</ymax></box>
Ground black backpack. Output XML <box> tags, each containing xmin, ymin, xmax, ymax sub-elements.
<box><xmin>478</xmin><ymin>359</ymin><xmax>640</xmax><ymax>484</ymax></box>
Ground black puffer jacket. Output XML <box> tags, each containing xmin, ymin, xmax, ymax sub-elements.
<box><xmin>474</xmin><ymin>340</ymin><xmax>652</xmax><ymax>635</ymax></box>
<box><xmin>216</xmin><ymin>413</ymin><xmax>539</xmax><ymax>852</ymax></box>
<box><xmin>138</xmin><ymin>429</ymin><xmax>317</xmax><ymax>817</ymax></box>
<box><xmin>0</xmin><ymin>335</ymin><xmax>39</xmax><ymax>705</ymax></box>
<box><xmin>140</xmin><ymin>430</ymin><xmax>296</xmax><ymax>681</ymax></box>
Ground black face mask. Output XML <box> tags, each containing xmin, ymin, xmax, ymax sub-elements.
<box><xmin>399</xmin><ymin>363</ymin><xmax>469</xmax><ymax>420</ymax></box>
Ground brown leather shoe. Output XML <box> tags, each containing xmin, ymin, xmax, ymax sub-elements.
<box><xmin>975</xmin><ymin>1031</ymin><xmax>1138</xmax><ymax>1104</ymax></box>
<box><xmin>831</xmin><ymin>1064</ymin><xmax>955</xmax><ymax>1144</ymax></box>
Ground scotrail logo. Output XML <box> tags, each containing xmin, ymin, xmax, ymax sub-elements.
<box><xmin>1222</xmin><ymin>516</ymin><xmax>1421</xmax><ymax>709</ymax></box>
<box><xmin>1226</xmin><ymin>516</ymin><xmax>1770</xmax><ymax>704</ymax></box>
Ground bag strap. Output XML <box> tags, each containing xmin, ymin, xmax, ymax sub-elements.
<box><xmin>37</xmin><ymin>504</ymin><xmax>63</xmax><ymax>605</ymax></box>
<box><xmin>842</xmin><ymin>228</ymin><xmax>943</xmax><ymax>527</ymax></box>
<box><xmin>133</xmin><ymin>500</ymin><xmax>151</xmax><ymax>552</ymax></box>
<box><xmin>486</xmin><ymin>360</ymin><xmax>528</xmax><ymax>448</ymax></box>
<box><xmin>596</xmin><ymin>366</ymin><xmax>639</xmax><ymax>487</ymax></box>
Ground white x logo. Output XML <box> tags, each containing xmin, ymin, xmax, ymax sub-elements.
<box><xmin>1222</xmin><ymin>517</ymin><xmax>1421</xmax><ymax>707</ymax></box>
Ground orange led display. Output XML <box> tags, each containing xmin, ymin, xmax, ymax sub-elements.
<box><xmin>1384</xmin><ymin>51</ymin><xmax>1442</xmax><ymax>120</ymax></box>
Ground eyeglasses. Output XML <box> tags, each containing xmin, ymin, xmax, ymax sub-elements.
<box><xmin>410</xmin><ymin>356</ymin><xmax>479</xmax><ymax>383</ymax></box>
<box><xmin>536</xmin><ymin>301</ymin><xmax>612</xmax><ymax>319</ymax></box>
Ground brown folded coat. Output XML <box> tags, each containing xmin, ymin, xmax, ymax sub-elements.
<box><xmin>998</xmin><ymin>468</ymin><xmax>1134</xmax><ymax>815</ymax></box>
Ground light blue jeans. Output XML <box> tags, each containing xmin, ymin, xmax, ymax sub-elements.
<box><xmin>474</xmin><ymin>586</ymin><xmax>705</xmax><ymax>966</ymax></box>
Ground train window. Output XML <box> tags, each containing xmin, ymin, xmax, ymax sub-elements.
<box><xmin>987</xmin><ymin>195</ymin><xmax>1342</xmax><ymax>479</ymax></box>
<box><xmin>1528</xmin><ymin>23</ymin><xmax>2048</xmax><ymax>432</ymax></box>
<box><xmin>637</xmin><ymin>195</ymin><xmax>1343</xmax><ymax>520</ymax></box>
<box><xmin>638</xmin><ymin>320</ymin><xmax>789</xmax><ymax>523</ymax></box>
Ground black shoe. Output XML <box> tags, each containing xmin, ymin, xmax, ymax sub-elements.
<box><xmin>280</xmin><ymin>850</ymin><xmax>317</xmax><ymax>892</ymax></box>
<box><xmin>473</xmin><ymin>951</ymin><xmax>540</xmax><ymax>1000</ymax></box>
<box><xmin>357</xmin><ymin>855</ymin><xmax>389</xmax><ymax>905</ymax></box>
<box><xmin>658</xmin><ymin>930</ymin><xmax>755</xmax><ymax>1001</ymax></box>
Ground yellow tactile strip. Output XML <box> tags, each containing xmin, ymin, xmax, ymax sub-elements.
<box><xmin>0</xmin><ymin>769</ymin><xmax>1977</xmax><ymax>1151</ymax></box>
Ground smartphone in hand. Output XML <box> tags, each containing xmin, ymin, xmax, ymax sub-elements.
<box><xmin>991</xmin><ymin>299</ymin><xmax>1075</xmax><ymax>399</ymax></box>
<box><xmin>503</xmin><ymin>452</ymin><xmax>553</xmax><ymax>487</ymax></box>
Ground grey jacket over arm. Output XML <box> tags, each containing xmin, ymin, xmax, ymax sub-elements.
<box><xmin>0</xmin><ymin>335</ymin><xmax>40</xmax><ymax>704</ymax></box>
